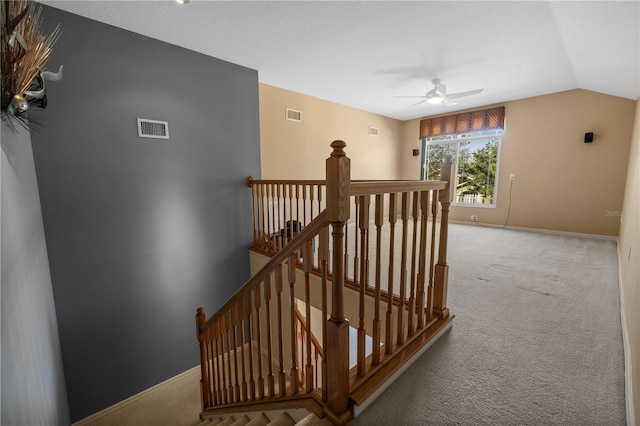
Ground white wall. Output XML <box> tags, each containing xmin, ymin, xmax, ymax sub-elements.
<box><xmin>618</xmin><ymin>97</ymin><xmax>639</xmax><ymax>425</ymax></box>
<box><xmin>1</xmin><ymin>120</ymin><xmax>70</xmax><ymax>425</ymax></box>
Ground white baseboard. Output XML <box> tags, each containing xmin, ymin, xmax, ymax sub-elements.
<box><xmin>72</xmin><ymin>365</ymin><xmax>200</xmax><ymax>426</ymax></box>
<box><xmin>450</xmin><ymin>220</ymin><xmax>617</xmax><ymax>241</ymax></box>
<box><xmin>617</xmin><ymin>241</ymin><xmax>636</xmax><ymax>426</ymax></box>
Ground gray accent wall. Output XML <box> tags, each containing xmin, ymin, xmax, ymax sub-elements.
<box><xmin>30</xmin><ymin>6</ymin><xmax>261</xmax><ymax>422</ymax></box>
<box><xmin>1</xmin><ymin>122</ymin><xmax>71</xmax><ymax>426</ymax></box>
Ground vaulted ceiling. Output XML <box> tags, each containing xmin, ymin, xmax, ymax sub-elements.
<box><xmin>39</xmin><ymin>1</ymin><xmax>640</xmax><ymax>121</ymax></box>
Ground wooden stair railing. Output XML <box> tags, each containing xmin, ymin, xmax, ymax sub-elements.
<box><xmin>196</xmin><ymin>210</ymin><xmax>331</xmax><ymax>417</ymax></box>
<box><xmin>198</xmin><ymin>141</ymin><xmax>455</xmax><ymax>425</ymax></box>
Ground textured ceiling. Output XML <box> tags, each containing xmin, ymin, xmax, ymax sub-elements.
<box><xmin>39</xmin><ymin>1</ymin><xmax>640</xmax><ymax>121</ymax></box>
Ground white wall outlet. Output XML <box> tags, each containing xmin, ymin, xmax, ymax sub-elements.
<box><xmin>471</xmin><ymin>215</ymin><xmax>478</xmax><ymax>220</ymax></box>
<box><xmin>509</xmin><ymin>173</ymin><xmax>516</xmax><ymax>181</ymax></box>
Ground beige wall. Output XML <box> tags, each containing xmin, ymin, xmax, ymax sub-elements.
<box><xmin>400</xmin><ymin>90</ymin><xmax>636</xmax><ymax>237</ymax></box>
<box><xmin>619</xmin><ymin>96</ymin><xmax>639</xmax><ymax>425</ymax></box>
<box><xmin>259</xmin><ymin>84</ymin><xmax>403</xmax><ymax>180</ymax></box>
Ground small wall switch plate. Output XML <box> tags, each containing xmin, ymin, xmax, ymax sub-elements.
<box><xmin>471</xmin><ymin>215</ymin><xmax>478</xmax><ymax>220</ymax></box>
<box><xmin>509</xmin><ymin>174</ymin><xmax>515</xmax><ymax>181</ymax></box>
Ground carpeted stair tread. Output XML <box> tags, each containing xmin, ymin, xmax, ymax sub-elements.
<box><xmin>246</xmin><ymin>413</ymin><xmax>271</xmax><ymax>426</ymax></box>
<box><xmin>216</xmin><ymin>417</ymin><xmax>236</xmax><ymax>426</ymax></box>
<box><xmin>294</xmin><ymin>413</ymin><xmax>333</xmax><ymax>426</ymax></box>
<box><xmin>205</xmin><ymin>418</ymin><xmax>224</xmax><ymax>425</ymax></box>
<box><xmin>230</xmin><ymin>415</ymin><xmax>251</xmax><ymax>426</ymax></box>
<box><xmin>267</xmin><ymin>412</ymin><xmax>296</xmax><ymax>426</ymax></box>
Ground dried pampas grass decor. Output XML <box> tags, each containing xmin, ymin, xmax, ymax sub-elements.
<box><xmin>1</xmin><ymin>0</ymin><xmax>62</xmax><ymax>129</ymax></box>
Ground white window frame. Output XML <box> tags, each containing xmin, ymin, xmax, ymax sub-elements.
<box><xmin>421</xmin><ymin>130</ymin><xmax>503</xmax><ymax>208</ymax></box>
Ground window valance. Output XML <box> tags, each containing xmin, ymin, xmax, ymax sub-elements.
<box><xmin>419</xmin><ymin>106</ymin><xmax>505</xmax><ymax>139</ymax></box>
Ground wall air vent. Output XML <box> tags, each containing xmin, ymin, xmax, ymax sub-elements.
<box><xmin>286</xmin><ymin>108</ymin><xmax>302</xmax><ymax>122</ymax></box>
<box><xmin>369</xmin><ymin>126</ymin><xmax>379</xmax><ymax>137</ymax></box>
<box><xmin>137</xmin><ymin>118</ymin><xmax>169</xmax><ymax>139</ymax></box>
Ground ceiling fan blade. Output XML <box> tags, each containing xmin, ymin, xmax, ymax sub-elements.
<box><xmin>445</xmin><ymin>88</ymin><xmax>484</xmax><ymax>100</ymax></box>
<box><xmin>408</xmin><ymin>99</ymin><xmax>429</xmax><ymax>108</ymax></box>
<box><xmin>442</xmin><ymin>99</ymin><xmax>458</xmax><ymax>106</ymax></box>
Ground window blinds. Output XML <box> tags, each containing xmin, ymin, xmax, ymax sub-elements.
<box><xmin>419</xmin><ymin>106</ymin><xmax>505</xmax><ymax>139</ymax></box>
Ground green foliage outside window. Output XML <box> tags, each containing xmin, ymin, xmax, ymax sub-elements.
<box><xmin>423</xmin><ymin>135</ymin><xmax>500</xmax><ymax>205</ymax></box>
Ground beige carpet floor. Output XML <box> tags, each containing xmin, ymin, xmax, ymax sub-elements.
<box><xmin>352</xmin><ymin>224</ymin><xmax>626</xmax><ymax>425</ymax></box>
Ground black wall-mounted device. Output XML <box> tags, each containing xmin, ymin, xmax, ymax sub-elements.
<box><xmin>584</xmin><ymin>132</ymin><xmax>594</xmax><ymax>143</ymax></box>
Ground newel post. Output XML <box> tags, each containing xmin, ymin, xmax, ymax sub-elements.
<box><xmin>196</xmin><ymin>308</ymin><xmax>210</xmax><ymax>412</ymax></box>
<box><xmin>324</xmin><ymin>140</ymin><xmax>352</xmax><ymax>425</ymax></box>
<box><xmin>434</xmin><ymin>155</ymin><xmax>454</xmax><ymax>319</ymax></box>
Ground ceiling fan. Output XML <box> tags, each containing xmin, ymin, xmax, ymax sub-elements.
<box><xmin>397</xmin><ymin>79</ymin><xmax>483</xmax><ymax>107</ymax></box>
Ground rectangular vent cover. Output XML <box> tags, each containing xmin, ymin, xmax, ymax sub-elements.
<box><xmin>369</xmin><ymin>126</ymin><xmax>379</xmax><ymax>136</ymax></box>
<box><xmin>137</xmin><ymin>118</ymin><xmax>169</xmax><ymax>139</ymax></box>
<box><xmin>286</xmin><ymin>108</ymin><xmax>302</xmax><ymax>122</ymax></box>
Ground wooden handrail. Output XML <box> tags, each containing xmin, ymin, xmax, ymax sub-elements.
<box><xmin>350</xmin><ymin>180</ymin><xmax>446</xmax><ymax>195</ymax></box>
<box><xmin>248</xmin><ymin>177</ymin><xmax>327</xmax><ymax>186</ymax></box>
<box><xmin>294</xmin><ymin>305</ymin><xmax>324</xmax><ymax>358</ymax></box>
<box><xmin>202</xmin><ymin>210</ymin><xmax>329</xmax><ymax>331</ymax></box>
<box><xmin>248</xmin><ymin>178</ymin><xmax>447</xmax><ymax>194</ymax></box>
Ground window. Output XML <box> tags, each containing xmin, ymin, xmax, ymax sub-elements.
<box><xmin>422</xmin><ymin>131</ymin><xmax>502</xmax><ymax>206</ymax></box>
<box><xmin>419</xmin><ymin>106</ymin><xmax>505</xmax><ymax>207</ymax></box>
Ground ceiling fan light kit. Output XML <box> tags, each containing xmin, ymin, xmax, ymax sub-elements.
<box><xmin>398</xmin><ymin>78</ymin><xmax>483</xmax><ymax>107</ymax></box>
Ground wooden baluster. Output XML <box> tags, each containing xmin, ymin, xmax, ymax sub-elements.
<box><xmin>224</xmin><ymin>312</ymin><xmax>233</xmax><ymax>403</ymax></box>
<box><xmin>416</xmin><ymin>190</ymin><xmax>430</xmax><ymax>330</ymax></box>
<box><xmin>317</xmin><ymin>184</ymin><xmax>323</xmax><ymax>224</ymax></box>
<box><xmin>353</xmin><ymin>198</ymin><xmax>359</xmax><ymax>283</ymax></box>
<box><xmin>204</xmin><ymin>327</ymin><xmax>213</xmax><ymax>407</ymax></box>
<box><xmin>304</xmin><ymin>239</ymin><xmax>314</xmax><ymax>392</ymax></box>
<box><xmin>196</xmin><ymin>308</ymin><xmax>209</xmax><ymax>410</ymax></box>
<box><xmin>325</xmin><ymin>141</ymin><xmax>351</xmax><ymax>425</ymax></box>
<box><xmin>211</xmin><ymin>321</ymin><xmax>222</xmax><ymax>405</ymax></box>
<box><xmin>256</xmin><ymin>183</ymin><xmax>263</xmax><ymax>249</ymax></box>
<box><xmin>246</xmin><ymin>292</ymin><xmax>256</xmax><ymax>401</ymax></box>
<box><xmin>319</xmin><ymin>225</ymin><xmax>329</xmax><ymax>401</ymax></box>
<box><xmin>275</xmin><ymin>264</ymin><xmax>286</xmax><ymax>396</ymax></box>
<box><xmin>248</xmin><ymin>178</ymin><xmax>257</xmax><ymax>248</ymax></box>
<box><xmin>230</xmin><ymin>306</ymin><xmax>241</xmax><ymax>401</ymax></box>
<box><xmin>288</xmin><ymin>184</ymin><xmax>294</xmax><ymax>248</ymax></box>
<box><xmin>434</xmin><ymin>154</ymin><xmax>454</xmax><ymax>319</ymax></box>
<box><xmin>288</xmin><ymin>254</ymin><xmax>299</xmax><ymax>394</ymax></box>
<box><xmin>254</xmin><ymin>285</ymin><xmax>265</xmax><ymax>399</ymax></box>
<box><xmin>276</xmin><ymin>184</ymin><xmax>283</xmax><ymax>250</ymax></box>
<box><xmin>216</xmin><ymin>320</ymin><xmax>227</xmax><ymax>405</ymax></box>
<box><xmin>296</xmin><ymin>185</ymin><xmax>301</xmax><ymax>236</ymax></box>
<box><xmin>344</xmin><ymin>210</ymin><xmax>349</xmax><ymax>281</ymax></box>
<box><xmin>397</xmin><ymin>192</ymin><xmax>410</xmax><ymax>345</ymax></box>
<box><xmin>372</xmin><ymin>194</ymin><xmax>383</xmax><ymax>365</ymax></box>
<box><xmin>218</xmin><ymin>318</ymin><xmax>225</xmax><ymax>404</ymax></box>
<box><xmin>264</xmin><ymin>275</ymin><xmax>275</xmax><ymax>397</ymax></box>
<box><xmin>303</xmin><ymin>185</ymin><xmax>308</xmax><ymax>228</ymax></box>
<box><xmin>357</xmin><ymin>194</ymin><xmax>370</xmax><ymax>377</ymax></box>
<box><xmin>408</xmin><ymin>191</ymin><xmax>420</xmax><ymax>336</ymax></box>
<box><xmin>268</xmin><ymin>184</ymin><xmax>274</xmax><ymax>252</ymax></box>
<box><xmin>426</xmin><ymin>189</ymin><xmax>438</xmax><ymax>321</ymax></box>
<box><xmin>310</xmin><ymin>184</ymin><xmax>316</xmax><ymax>222</ymax></box>
<box><xmin>239</xmin><ymin>296</ymin><xmax>248</xmax><ymax>401</ymax></box>
<box><xmin>386</xmin><ymin>193</ymin><xmax>397</xmax><ymax>354</ymax></box>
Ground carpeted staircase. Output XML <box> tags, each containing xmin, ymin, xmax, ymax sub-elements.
<box><xmin>201</xmin><ymin>412</ymin><xmax>332</xmax><ymax>426</ymax></box>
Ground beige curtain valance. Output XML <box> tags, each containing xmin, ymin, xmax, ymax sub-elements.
<box><xmin>419</xmin><ymin>106</ymin><xmax>505</xmax><ymax>139</ymax></box>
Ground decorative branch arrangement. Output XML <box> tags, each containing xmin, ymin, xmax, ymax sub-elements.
<box><xmin>1</xmin><ymin>0</ymin><xmax>62</xmax><ymax>129</ymax></box>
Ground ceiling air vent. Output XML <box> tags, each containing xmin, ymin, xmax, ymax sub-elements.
<box><xmin>137</xmin><ymin>118</ymin><xmax>169</xmax><ymax>139</ymax></box>
<box><xmin>286</xmin><ymin>108</ymin><xmax>302</xmax><ymax>122</ymax></box>
<box><xmin>369</xmin><ymin>126</ymin><xmax>379</xmax><ymax>137</ymax></box>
